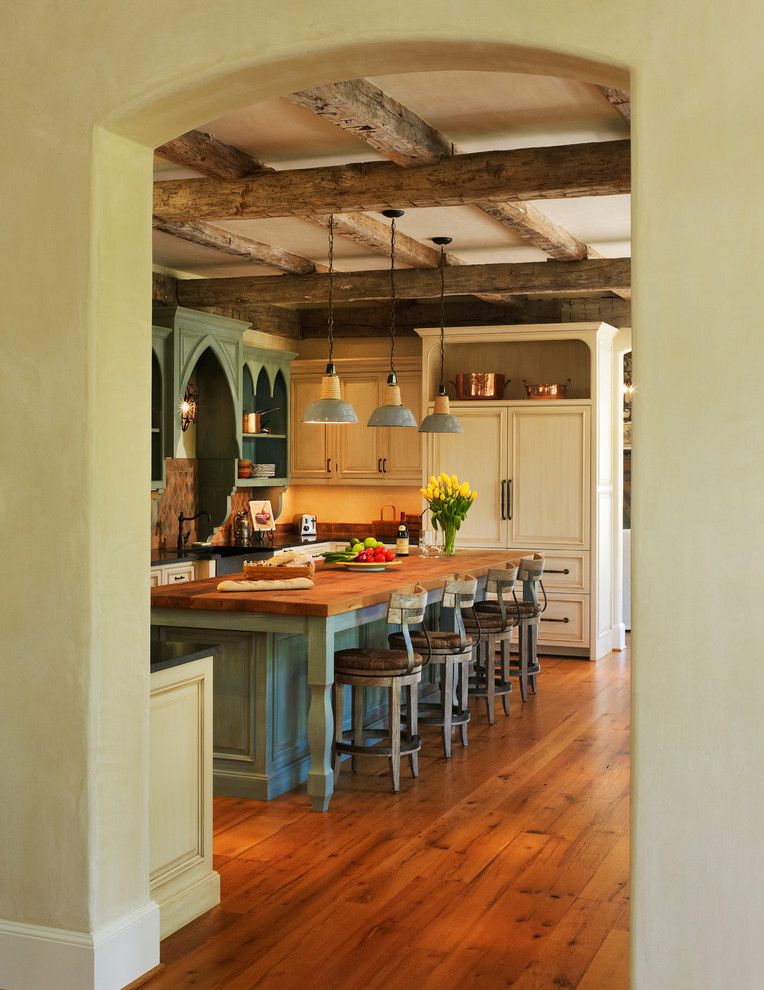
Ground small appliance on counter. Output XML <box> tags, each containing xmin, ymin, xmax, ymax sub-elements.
<box><xmin>295</xmin><ymin>513</ymin><xmax>317</xmax><ymax>541</ymax></box>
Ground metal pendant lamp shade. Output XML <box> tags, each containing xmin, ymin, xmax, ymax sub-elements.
<box><xmin>368</xmin><ymin>210</ymin><xmax>417</xmax><ymax>429</ymax></box>
<box><xmin>420</xmin><ymin>237</ymin><xmax>463</xmax><ymax>434</ymax></box>
<box><xmin>302</xmin><ymin>215</ymin><xmax>359</xmax><ymax>425</ymax></box>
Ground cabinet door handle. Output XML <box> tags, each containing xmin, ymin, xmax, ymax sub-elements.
<box><xmin>542</xmin><ymin>616</ymin><xmax>570</xmax><ymax>623</ymax></box>
<box><xmin>378</xmin><ymin>458</ymin><xmax>383</xmax><ymax>473</ymax></box>
<box><xmin>545</xmin><ymin>568</ymin><xmax>570</xmax><ymax>576</ymax></box>
<box><xmin>382</xmin><ymin>458</ymin><xmax>387</xmax><ymax>473</ymax></box>
<box><xmin>507</xmin><ymin>479</ymin><xmax>512</xmax><ymax>520</ymax></box>
<box><xmin>327</xmin><ymin>457</ymin><xmax>332</xmax><ymax>473</ymax></box>
<box><xmin>500</xmin><ymin>480</ymin><xmax>506</xmax><ymax>520</ymax></box>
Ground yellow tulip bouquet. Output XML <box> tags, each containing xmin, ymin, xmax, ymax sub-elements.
<box><xmin>419</xmin><ymin>473</ymin><xmax>478</xmax><ymax>556</ymax></box>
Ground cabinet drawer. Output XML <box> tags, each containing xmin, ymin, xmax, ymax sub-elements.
<box><xmin>538</xmin><ymin>594</ymin><xmax>589</xmax><ymax>648</ymax></box>
<box><xmin>163</xmin><ymin>563</ymin><xmax>195</xmax><ymax>585</ymax></box>
<box><xmin>539</xmin><ymin>552</ymin><xmax>589</xmax><ymax>593</ymax></box>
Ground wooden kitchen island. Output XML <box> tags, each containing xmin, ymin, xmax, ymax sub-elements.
<box><xmin>151</xmin><ymin>549</ymin><xmax>526</xmax><ymax>811</ymax></box>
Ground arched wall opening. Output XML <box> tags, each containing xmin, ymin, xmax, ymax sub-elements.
<box><xmin>6</xmin><ymin>7</ymin><xmax>763</xmax><ymax>990</ymax></box>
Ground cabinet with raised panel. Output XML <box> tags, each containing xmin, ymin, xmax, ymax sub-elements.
<box><xmin>290</xmin><ymin>360</ymin><xmax>421</xmax><ymax>485</ymax></box>
<box><xmin>419</xmin><ymin>322</ymin><xmax>619</xmax><ymax>659</ymax></box>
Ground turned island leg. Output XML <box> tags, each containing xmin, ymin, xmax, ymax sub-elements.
<box><xmin>307</xmin><ymin>616</ymin><xmax>336</xmax><ymax>812</ymax></box>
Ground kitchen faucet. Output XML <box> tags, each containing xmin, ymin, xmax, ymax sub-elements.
<box><xmin>177</xmin><ymin>510</ymin><xmax>211</xmax><ymax>552</ymax></box>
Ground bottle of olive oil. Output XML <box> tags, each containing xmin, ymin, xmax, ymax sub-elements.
<box><xmin>396</xmin><ymin>512</ymin><xmax>410</xmax><ymax>556</ymax></box>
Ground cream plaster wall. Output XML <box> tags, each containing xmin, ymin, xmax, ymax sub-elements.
<box><xmin>1</xmin><ymin>2</ymin><xmax>762</xmax><ymax>988</ymax></box>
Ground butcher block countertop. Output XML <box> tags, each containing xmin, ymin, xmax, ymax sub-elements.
<box><xmin>151</xmin><ymin>549</ymin><xmax>528</xmax><ymax>618</ymax></box>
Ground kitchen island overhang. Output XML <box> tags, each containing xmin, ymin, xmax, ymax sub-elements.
<box><xmin>151</xmin><ymin>549</ymin><xmax>530</xmax><ymax>811</ymax></box>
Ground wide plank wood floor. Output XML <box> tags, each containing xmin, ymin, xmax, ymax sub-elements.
<box><xmin>148</xmin><ymin>644</ymin><xmax>630</xmax><ymax>989</ymax></box>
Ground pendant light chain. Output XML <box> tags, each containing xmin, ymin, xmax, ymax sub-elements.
<box><xmin>327</xmin><ymin>213</ymin><xmax>335</xmax><ymax>366</ymax></box>
<box><xmin>389</xmin><ymin>213</ymin><xmax>398</xmax><ymax>376</ymax></box>
<box><xmin>439</xmin><ymin>242</ymin><xmax>446</xmax><ymax>392</ymax></box>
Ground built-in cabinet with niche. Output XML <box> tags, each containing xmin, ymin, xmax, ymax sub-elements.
<box><xmin>418</xmin><ymin>322</ymin><xmax>623</xmax><ymax>660</ymax></box>
<box><xmin>290</xmin><ymin>357</ymin><xmax>421</xmax><ymax>484</ymax></box>
<box><xmin>151</xmin><ymin>307</ymin><xmax>296</xmax><ymax>538</ymax></box>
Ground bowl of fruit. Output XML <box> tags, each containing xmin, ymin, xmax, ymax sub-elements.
<box><xmin>320</xmin><ymin>537</ymin><xmax>401</xmax><ymax>571</ymax></box>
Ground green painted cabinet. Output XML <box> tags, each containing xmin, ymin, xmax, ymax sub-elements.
<box><xmin>151</xmin><ymin>307</ymin><xmax>296</xmax><ymax>536</ymax></box>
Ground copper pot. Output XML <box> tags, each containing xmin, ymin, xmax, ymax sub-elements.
<box><xmin>522</xmin><ymin>378</ymin><xmax>572</xmax><ymax>400</ymax></box>
<box><xmin>450</xmin><ymin>373</ymin><xmax>511</xmax><ymax>400</ymax></box>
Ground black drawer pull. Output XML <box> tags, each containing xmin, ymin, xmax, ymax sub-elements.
<box><xmin>545</xmin><ymin>568</ymin><xmax>570</xmax><ymax>575</ymax></box>
<box><xmin>542</xmin><ymin>616</ymin><xmax>570</xmax><ymax>623</ymax></box>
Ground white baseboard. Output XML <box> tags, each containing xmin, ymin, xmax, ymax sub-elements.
<box><xmin>0</xmin><ymin>900</ymin><xmax>159</xmax><ymax>990</ymax></box>
<box><xmin>157</xmin><ymin>871</ymin><xmax>220</xmax><ymax>940</ymax></box>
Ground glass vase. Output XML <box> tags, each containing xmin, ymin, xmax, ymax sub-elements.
<box><xmin>441</xmin><ymin>520</ymin><xmax>458</xmax><ymax>556</ymax></box>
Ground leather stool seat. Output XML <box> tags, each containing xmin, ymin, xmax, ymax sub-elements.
<box><xmin>335</xmin><ymin>647</ymin><xmax>424</xmax><ymax>675</ymax></box>
<box><xmin>388</xmin><ymin>630</ymin><xmax>472</xmax><ymax>653</ymax></box>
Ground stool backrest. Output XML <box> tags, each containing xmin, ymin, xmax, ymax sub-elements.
<box><xmin>443</xmin><ymin>574</ymin><xmax>478</xmax><ymax>648</ymax></box>
<box><xmin>517</xmin><ymin>554</ymin><xmax>547</xmax><ymax>613</ymax></box>
<box><xmin>486</xmin><ymin>565</ymin><xmax>519</xmax><ymax>629</ymax></box>
<box><xmin>442</xmin><ymin>575</ymin><xmax>478</xmax><ymax>610</ymax></box>
<box><xmin>388</xmin><ymin>585</ymin><xmax>430</xmax><ymax>671</ymax></box>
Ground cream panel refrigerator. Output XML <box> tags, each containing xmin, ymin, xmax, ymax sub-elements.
<box><xmin>429</xmin><ymin>406</ymin><xmax>508</xmax><ymax>548</ymax></box>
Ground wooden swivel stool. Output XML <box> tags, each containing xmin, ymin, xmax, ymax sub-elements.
<box><xmin>389</xmin><ymin>575</ymin><xmax>477</xmax><ymax>758</ymax></box>
<box><xmin>333</xmin><ymin>586</ymin><xmax>430</xmax><ymax>793</ymax></box>
<box><xmin>463</xmin><ymin>567</ymin><xmax>519</xmax><ymax>724</ymax></box>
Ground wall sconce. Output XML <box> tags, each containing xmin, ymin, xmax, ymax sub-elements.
<box><xmin>180</xmin><ymin>383</ymin><xmax>198</xmax><ymax>432</ymax></box>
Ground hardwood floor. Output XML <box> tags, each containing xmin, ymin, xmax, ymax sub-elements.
<box><xmin>148</xmin><ymin>645</ymin><xmax>630</xmax><ymax>989</ymax></box>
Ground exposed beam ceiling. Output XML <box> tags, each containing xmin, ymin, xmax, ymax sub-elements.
<box><xmin>153</xmin><ymin>141</ymin><xmax>631</xmax><ymax>221</ymax></box>
<box><xmin>290</xmin><ymin>79</ymin><xmax>600</xmax><ymax>304</ymax></box>
<box><xmin>598</xmin><ymin>86</ymin><xmax>631</xmax><ymax>124</ymax></box>
<box><xmin>174</xmin><ymin>257</ymin><xmax>630</xmax><ymax>307</ymax></box>
<box><xmin>289</xmin><ymin>79</ymin><xmax>594</xmax><ymax>261</ymax></box>
<box><xmin>156</xmin><ymin>131</ymin><xmax>467</xmax><ymax>285</ymax></box>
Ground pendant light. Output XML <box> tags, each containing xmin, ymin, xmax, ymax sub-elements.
<box><xmin>367</xmin><ymin>209</ymin><xmax>418</xmax><ymax>428</ymax></box>
<box><xmin>419</xmin><ymin>237</ymin><xmax>463</xmax><ymax>434</ymax></box>
<box><xmin>302</xmin><ymin>215</ymin><xmax>359</xmax><ymax>424</ymax></box>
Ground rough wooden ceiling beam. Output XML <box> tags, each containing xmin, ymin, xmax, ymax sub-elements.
<box><xmin>152</xmin><ymin>142</ymin><xmax>631</xmax><ymax>221</ymax></box>
<box><xmin>154</xmin><ymin>219</ymin><xmax>320</xmax><ymax>274</ymax></box>
<box><xmin>175</xmin><ymin>257</ymin><xmax>630</xmax><ymax>307</ymax></box>
<box><xmin>299</xmin><ymin>295</ymin><xmax>632</xmax><ymax>336</ymax></box>
<box><xmin>151</xmin><ymin>272</ymin><xmax>301</xmax><ymax>338</ymax></box>
<box><xmin>598</xmin><ymin>86</ymin><xmax>631</xmax><ymax>124</ymax></box>
<box><xmin>155</xmin><ymin>130</ymin><xmax>270</xmax><ymax>178</ymax></box>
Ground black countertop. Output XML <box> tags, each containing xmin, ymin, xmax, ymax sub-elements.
<box><xmin>150</xmin><ymin>639</ymin><xmax>222</xmax><ymax>672</ymax></box>
<box><xmin>151</xmin><ymin>533</ymin><xmax>366</xmax><ymax>566</ymax></box>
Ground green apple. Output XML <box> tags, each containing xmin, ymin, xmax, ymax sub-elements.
<box><xmin>364</xmin><ymin>537</ymin><xmax>377</xmax><ymax>549</ymax></box>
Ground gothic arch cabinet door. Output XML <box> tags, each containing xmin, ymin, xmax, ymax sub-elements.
<box><xmin>507</xmin><ymin>404</ymin><xmax>590</xmax><ymax>549</ymax></box>
<box><xmin>429</xmin><ymin>406</ymin><xmax>508</xmax><ymax>548</ymax></box>
<box><xmin>290</xmin><ymin>376</ymin><xmax>333</xmax><ymax>479</ymax></box>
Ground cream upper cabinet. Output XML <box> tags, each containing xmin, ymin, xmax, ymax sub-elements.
<box><xmin>508</xmin><ymin>405</ymin><xmax>590</xmax><ymax>549</ymax></box>
<box><xmin>290</xmin><ymin>360</ymin><xmax>422</xmax><ymax>485</ymax></box>
<box><xmin>380</xmin><ymin>371</ymin><xmax>422</xmax><ymax>481</ymax></box>
<box><xmin>336</xmin><ymin>375</ymin><xmax>382</xmax><ymax>480</ymax></box>
<box><xmin>290</xmin><ymin>376</ymin><xmax>333</xmax><ymax>480</ymax></box>
<box><xmin>429</xmin><ymin>406</ymin><xmax>508</xmax><ymax>548</ymax></box>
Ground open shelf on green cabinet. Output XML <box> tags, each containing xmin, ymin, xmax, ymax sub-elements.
<box><xmin>242</xmin><ymin>432</ymin><xmax>286</xmax><ymax>439</ymax></box>
<box><xmin>236</xmin><ymin>476</ymin><xmax>288</xmax><ymax>487</ymax></box>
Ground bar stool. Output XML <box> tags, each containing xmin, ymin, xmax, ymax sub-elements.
<box><xmin>389</xmin><ymin>575</ymin><xmax>477</xmax><ymax>758</ymax></box>
<box><xmin>463</xmin><ymin>567</ymin><xmax>519</xmax><ymax>724</ymax></box>
<box><xmin>478</xmin><ymin>556</ymin><xmax>547</xmax><ymax>701</ymax></box>
<box><xmin>333</xmin><ymin>586</ymin><xmax>430</xmax><ymax>793</ymax></box>
<box><xmin>514</xmin><ymin>555</ymin><xmax>547</xmax><ymax>699</ymax></box>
